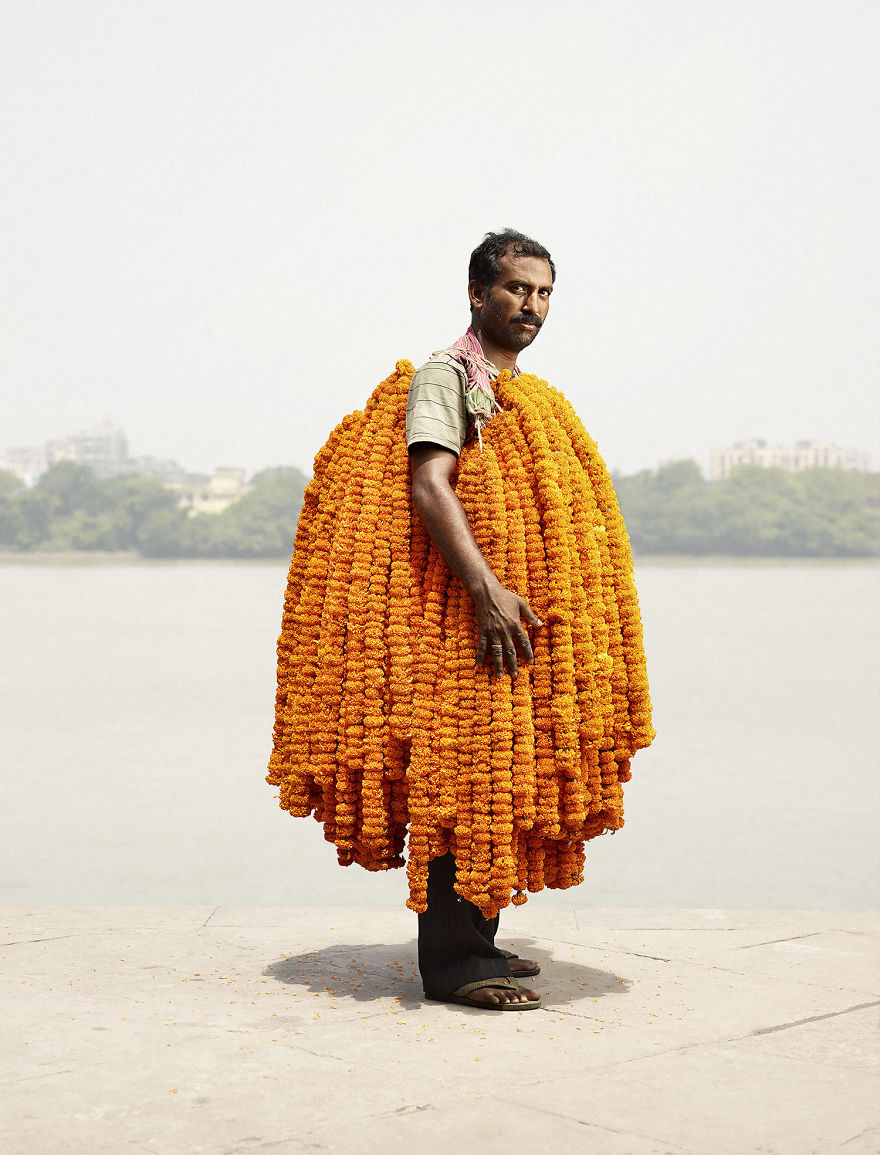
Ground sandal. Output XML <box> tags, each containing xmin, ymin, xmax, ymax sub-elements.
<box><xmin>500</xmin><ymin>948</ymin><xmax>542</xmax><ymax>978</ymax></box>
<box><xmin>425</xmin><ymin>976</ymin><xmax>541</xmax><ymax>1011</ymax></box>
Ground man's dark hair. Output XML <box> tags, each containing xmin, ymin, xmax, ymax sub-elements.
<box><xmin>468</xmin><ymin>228</ymin><xmax>556</xmax><ymax>291</ymax></box>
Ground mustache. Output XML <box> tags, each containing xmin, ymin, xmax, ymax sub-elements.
<box><xmin>511</xmin><ymin>314</ymin><xmax>542</xmax><ymax>328</ymax></box>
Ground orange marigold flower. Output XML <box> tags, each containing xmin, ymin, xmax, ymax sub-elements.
<box><xmin>267</xmin><ymin>362</ymin><xmax>653</xmax><ymax>916</ymax></box>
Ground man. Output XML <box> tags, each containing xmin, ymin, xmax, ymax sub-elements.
<box><xmin>267</xmin><ymin>229</ymin><xmax>653</xmax><ymax>1013</ymax></box>
<box><xmin>406</xmin><ymin>230</ymin><xmax>556</xmax><ymax>1008</ymax></box>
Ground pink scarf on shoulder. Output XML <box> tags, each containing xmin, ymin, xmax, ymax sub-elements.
<box><xmin>434</xmin><ymin>326</ymin><xmax>518</xmax><ymax>450</ymax></box>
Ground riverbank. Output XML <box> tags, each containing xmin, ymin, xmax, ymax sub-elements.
<box><xmin>2</xmin><ymin>550</ymin><xmax>879</xmax><ymax>566</ymax></box>
<box><xmin>3</xmin><ymin>905</ymin><xmax>877</xmax><ymax>1154</ymax></box>
<box><xmin>0</xmin><ymin>550</ymin><xmax>278</xmax><ymax>566</ymax></box>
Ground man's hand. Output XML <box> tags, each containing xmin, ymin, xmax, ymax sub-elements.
<box><xmin>409</xmin><ymin>443</ymin><xmax>543</xmax><ymax>679</ymax></box>
<box><xmin>473</xmin><ymin>580</ymin><xmax>542</xmax><ymax>678</ymax></box>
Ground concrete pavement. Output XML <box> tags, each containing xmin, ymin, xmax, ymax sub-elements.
<box><xmin>2</xmin><ymin>905</ymin><xmax>878</xmax><ymax>1154</ymax></box>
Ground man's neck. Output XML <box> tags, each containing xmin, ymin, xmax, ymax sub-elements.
<box><xmin>471</xmin><ymin>325</ymin><xmax>518</xmax><ymax>374</ymax></box>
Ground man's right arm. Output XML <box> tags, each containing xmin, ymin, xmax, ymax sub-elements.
<box><xmin>409</xmin><ymin>443</ymin><xmax>542</xmax><ymax>678</ymax></box>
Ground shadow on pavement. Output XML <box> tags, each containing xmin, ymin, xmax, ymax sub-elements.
<box><xmin>263</xmin><ymin>936</ymin><xmax>631</xmax><ymax>1010</ymax></box>
<box><xmin>264</xmin><ymin>940</ymin><xmax>423</xmax><ymax>1006</ymax></box>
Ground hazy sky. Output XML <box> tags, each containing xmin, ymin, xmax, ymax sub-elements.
<box><xmin>2</xmin><ymin>0</ymin><xmax>878</xmax><ymax>477</ymax></box>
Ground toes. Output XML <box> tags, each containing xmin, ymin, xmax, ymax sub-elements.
<box><xmin>467</xmin><ymin>983</ymin><xmax>537</xmax><ymax>1006</ymax></box>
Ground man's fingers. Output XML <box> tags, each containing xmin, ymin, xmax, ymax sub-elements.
<box><xmin>519</xmin><ymin>598</ymin><xmax>543</xmax><ymax>627</ymax></box>
<box><xmin>475</xmin><ymin>589</ymin><xmax>543</xmax><ymax>676</ymax></box>
<box><xmin>516</xmin><ymin>626</ymin><xmax>534</xmax><ymax>664</ymax></box>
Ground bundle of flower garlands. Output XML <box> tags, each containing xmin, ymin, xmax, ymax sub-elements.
<box><xmin>268</xmin><ymin>360</ymin><xmax>654</xmax><ymax>918</ymax></box>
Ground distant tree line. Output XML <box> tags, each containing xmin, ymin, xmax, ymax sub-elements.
<box><xmin>0</xmin><ymin>462</ymin><xmax>308</xmax><ymax>558</ymax></box>
<box><xmin>613</xmin><ymin>460</ymin><xmax>879</xmax><ymax>557</ymax></box>
<box><xmin>0</xmin><ymin>458</ymin><xmax>877</xmax><ymax>558</ymax></box>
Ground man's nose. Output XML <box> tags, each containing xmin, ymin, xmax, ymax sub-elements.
<box><xmin>523</xmin><ymin>291</ymin><xmax>540</xmax><ymax>314</ymax></box>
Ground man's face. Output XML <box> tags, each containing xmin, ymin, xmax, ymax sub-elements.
<box><xmin>470</xmin><ymin>251</ymin><xmax>554</xmax><ymax>355</ymax></box>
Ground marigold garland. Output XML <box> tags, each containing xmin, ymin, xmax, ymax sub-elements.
<box><xmin>267</xmin><ymin>360</ymin><xmax>655</xmax><ymax>916</ymax></box>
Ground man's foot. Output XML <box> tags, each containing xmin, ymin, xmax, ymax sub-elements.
<box><xmin>501</xmin><ymin>949</ymin><xmax>542</xmax><ymax>977</ymax></box>
<box><xmin>508</xmin><ymin>956</ymin><xmax>541</xmax><ymax>977</ymax></box>
<box><xmin>425</xmin><ymin>977</ymin><xmax>542</xmax><ymax>1011</ymax></box>
<box><xmin>466</xmin><ymin>981</ymin><xmax>540</xmax><ymax>1007</ymax></box>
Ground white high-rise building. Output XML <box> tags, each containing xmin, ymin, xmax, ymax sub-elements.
<box><xmin>2</xmin><ymin>445</ymin><xmax>49</xmax><ymax>486</ymax></box>
<box><xmin>3</xmin><ymin>423</ymin><xmax>186</xmax><ymax>486</ymax></box>
<box><xmin>44</xmin><ymin>421</ymin><xmax>129</xmax><ymax>476</ymax></box>
<box><xmin>710</xmin><ymin>440</ymin><xmax>870</xmax><ymax>481</ymax></box>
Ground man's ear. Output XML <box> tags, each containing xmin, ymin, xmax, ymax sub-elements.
<box><xmin>467</xmin><ymin>278</ymin><xmax>486</xmax><ymax>313</ymax></box>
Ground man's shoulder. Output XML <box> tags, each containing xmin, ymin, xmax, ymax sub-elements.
<box><xmin>411</xmin><ymin>351</ymin><xmax>467</xmax><ymax>383</ymax></box>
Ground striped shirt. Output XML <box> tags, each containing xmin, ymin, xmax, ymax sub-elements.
<box><xmin>405</xmin><ymin>353</ymin><xmax>468</xmax><ymax>456</ymax></box>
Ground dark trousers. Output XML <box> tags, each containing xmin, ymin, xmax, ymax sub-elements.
<box><xmin>417</xmin><ymin>852</ymin><xmax>512</xmax><ymax>996</ymax></box>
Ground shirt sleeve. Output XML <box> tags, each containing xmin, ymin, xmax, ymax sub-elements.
<box><xmin>405</xmin><ymin>357</ymin><xmax>467</xmax><ymax>456</ymax></box>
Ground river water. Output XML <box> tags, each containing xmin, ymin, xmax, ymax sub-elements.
<box><xmin>1</xmin><ymin>557</ymin><xmax>878</xmax><ymax>909</ymax></box>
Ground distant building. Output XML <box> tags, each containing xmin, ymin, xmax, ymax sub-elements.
<box><xmin>2</xmin><ymin>444</ymin><xmax>49</xmax><ymax>486</ymax></box>
<box><xmin>710</xmin><ymin>439</ymin><xmax>870</xmax><ymax>481</ymax></box>
<box><xmin>2</xmin><ymin>423</ymin><xmax>254</xmax><ymax>514</ymax></box>
<box><xmin>3</xmin><ymin>422</ymin><xmax>187</xmax><ymax>486</ymax></box>
<box><xmin>171</xmin><ymin>468</ymin><xmax>252</xmax><ymax>516</ymax></box>
<box><xmin>124</xmin><ymin>455</ymin><xmax>188</xmax><ymax>485</ymax></box>
<box><xmin>44</xmin><ymin>421</ymin><xmax>129</xmax><ymax>477</ymax></box>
